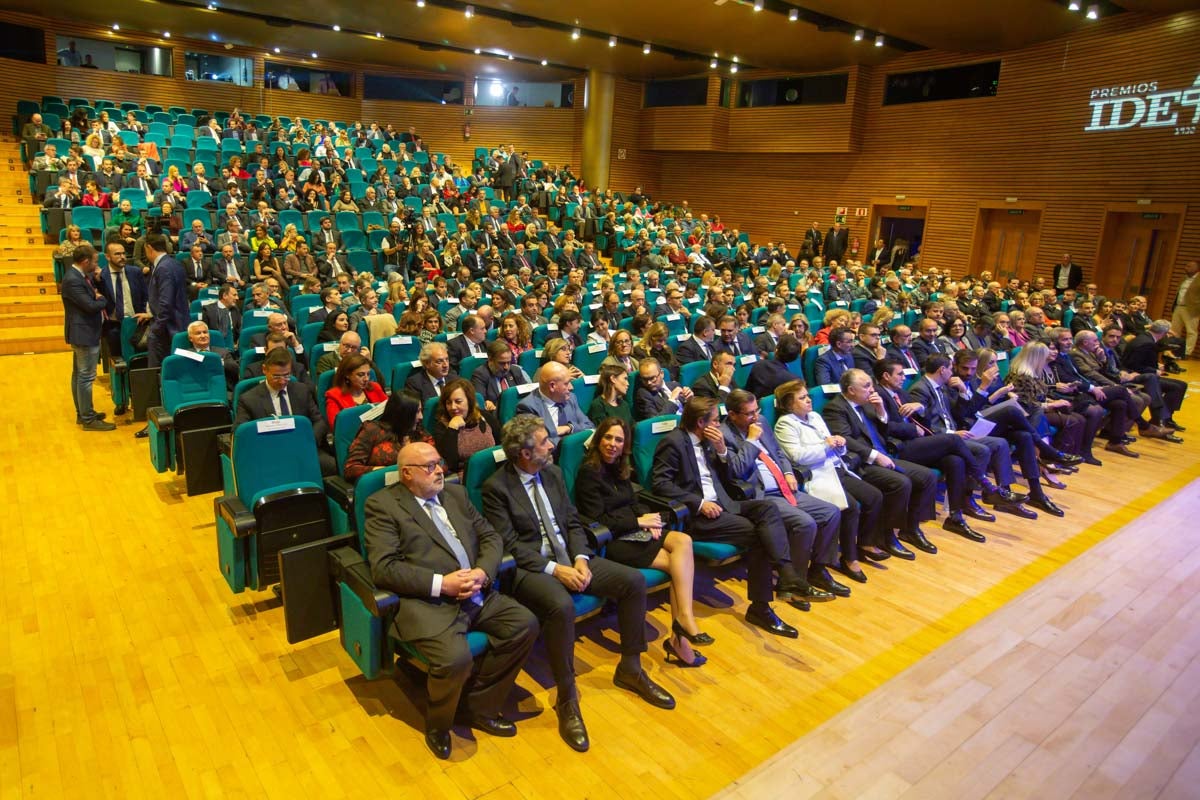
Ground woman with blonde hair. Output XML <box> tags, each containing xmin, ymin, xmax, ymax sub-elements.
<box><xmin>812</xmin><ymin>308</ymin><xmax>852</xmax><ymax>345</ymax></box>
<box><xmin>633</xmin><ymin>321</ymin><xmax>679</xmax><ymax>380</ymax></box>
<box><xmin>543</xmin><ymin>337</ymin><xmax>584</xmax><ymax>379</ymax></box>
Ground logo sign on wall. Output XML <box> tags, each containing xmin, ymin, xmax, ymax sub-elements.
<box><xmin>1085</xmin><ymin>75</ymin><xmax>1200</xmax><ymax>133</ymax></box>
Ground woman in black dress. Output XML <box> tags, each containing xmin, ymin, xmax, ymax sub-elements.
<box><xmin>574</xmin><ymin>418</ymin><xmax>709</xmax><ymax>667</ymax></box>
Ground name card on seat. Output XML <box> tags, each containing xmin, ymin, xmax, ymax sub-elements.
<box><xmin>517</xmin><ymin>382</ymin><xmax>538</xmax><ymax>393</ymax></box>
<box><xmin>587</xmin><ymin>342</ymin><xmax>606</xmax><ymax>353</ymax></box>
<box><xmin>651</xmin><ymin>419</ymin><xmax>678</xmax><ymax>434</ymax></box>
<box><xmin>390</xmin><ymin>335</ymin><xmax>414</xmax><ymax>345</ymax></box>
<box><xmin>493</xmin><ymin>449</ymin><xmax>508</xmax><ymax>463</ymax></box>
<box><xmin>253</xmin><ymin>309</ymin><xmax>273</xmax><ymax>317</ymax></box>
<box><xmin>820</xmin><ymin>384</ymin><xmax>842</xmax><ymax>394</ymax></box>
<box><xmin>583</xmin><ymin>374</ymin><xmax>600</xmax><ymax>384</ymax></box>
<box><xmin>739</xmin><ymin>354</ymin><xmax>758</xmax><ymax>365</ymax></box>
<box><xmin>257</xmin><ymin>417</ymin><xmax>296</xmax><ymax>433</ymax></box>
<box><xmin>174</xmin><ymin>348</ymin><xmax>204</xmax><ymax>362</ymax></box>
<box><xmin>995</xmin><ymin>351</ymin><xmax>1008</xmax><ymax>360</ymax></box>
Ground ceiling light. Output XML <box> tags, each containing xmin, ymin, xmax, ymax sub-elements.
<box><xmin>464</xmin><ymin>4</ymin><xmax>474</xmax><ymax>18</ymax></box>
<box><xmin>571</xmin><ymin>27</ymin><xmax>581</xmax><ymax>40</ymax></box>
<box><xmin>732</xmin><ymin>55</ymin><xmax>739</xmax><ymax>63</ymax></box>
<box><xmin>643</xmin><ymin>43</ymin><xmax>651</xmax><ymax>54</ymax></box>
<box><xmin>710</xmin><ymin>59</ymin><xmax>718</xmax><ymax>69</ymax></box>
<box><xmin>474</xmin><ymin>47</ymin><xmax>481</xmax><ymax>54</ymax></box>
<box><xmin>875</xmin><ymin>34</ymin><xmax>884</xmax><ymax>46</ymax></box>
<box><xmin>788</xmin><ymin>9</ymin><xmax>799</xmax><ymax>21</ymax></box>
<box><xmin>854</xmin><ymin>28</ymin><xmax>864</xmax><ymax>41</ymax></box>
<box><xmin>1086</xmin><ymin>4</ymin><xmax>1099</xmax><ymax>18</ymax></box>
<box><xmin>608</xmin><ymin>36</ymin><xmax>617</xmax><ymax>47</ymax></box>
<box><xmin>1068</xmin><ymin>1</ymin><xmax>1081</xmax><ymax>9</ymax></box>
<box><xmin>507</xmin><ymin>53</ymin><xmax>514</xmax><ymax>60</ymax></box>
<box><xmin>753</xmin><ymin>0</ymin><xmax>763</xmax><ymax>10</ymax></box>
<box><xmin>210</xmin><ymin>34</ymin><xmax>218</xmax><ymax>41</ymax></box>
<box><xmin>207</xmin><ymin>2</ymin><xmax>217</xmax><ymax>8</ymax></box>
<box><xmin>112</xmin><ymin>23</ymin><xmax>120</xmax><ymax>30</ymax></box>
<box><xmin>416</xmin><ymin>0</ymin><xmax>425</xmax><ymax>6</ymax></box>
<box><xmin>541</xmin><ymin>59</ymin><xmax>548</xmax><ymax>65</ymax></box>
<box><xmin>273</xmin><ymin>46</ymin><xmax>280</xmax><ymax>53</ymax></box>
<box><xmin>376</xmin><ymin>32</ymin><xmax>383</xmax><ymax>38</ymax></box>
<box><xmin>163</xmin><ymin>31</ymin><xmax>171</xmax><ymax>38</ymax></box>
<box><xmin>311</xmin><ymin>51</ymin><xmax>318</xmax><ymax>58</ymax></box>
<box><xmin>332</xmin><ymin>24</ymin><xmax>340</xmax><ymax>31</ymax></box>
<box><xmin>730</xmin><ymin>65</ymin><xmax>738</xmax><ymax>74</ymax></box>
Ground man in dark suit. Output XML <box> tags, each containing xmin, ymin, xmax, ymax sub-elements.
<box><xmin>866</xmin><ymin>238</ymin><xmax>889</xmax><ymax>268</ymax></box>
<box><xmin>676</xmin><ymin>315</ymin><xmax>718</xmax><ymax>365</ymax></box>
<box><xmin>310</xmin><ymin>215</ymin><xmax>342</xmax><ymax>252</ymax></box>
<box><xmin>244</xmin><ymin>332</ymin><xmax>309</xmax><ymax>385</ymax></box>
<box><xmin>472</xmin><ymin>340</ymin><xmax>530</xmax><ymax>413</ymax></box>
<box><xmin>234</xmin><ymin>348</ymin><xmax>336</xmax><ymax>476</ymax></box>
<box><xmin>405</xmin><ymin>342</ymin><xmax>458</xmax><ymax>403</ymax></box>
<box><xmin>1101</xmin><ymin>326</ymin><xmax>1186</xmax><ymax>435</ymax></box>
<box><xmin>822</xmin><ymin>369</ymin><xmax>939</xmax><ymax>556</ymax></box>
<box><xmin>1120</xmin><ymin>320</ymin><xmax>1185</xmax><ymax>430</ymax></box>
<box><xmin>690</xmin><ymin>351</ymin><xmax>736</xmax><ymax>400</ymax></box>
<box><xmin>142</xmin><ymin>233</ymin><xmax>189</xmax><ymax>369</ymax></box>
<box><xmin>181</xmin><ymin>243</ymin><xmax>211</xmax><ymax>299</ymax></box>
<box><xmin>911</xmin><ymin>318</ymin><xmax>952</xmax><ymax>367</ymax></box>
<box><xmin>1052</xmin><ymin>253</ymin><xmax>1083</xmax><ymax>293</ymax></box>
<box><xmin>185</xmin><ymin>320</ymin><xmax>240</xmax><ymax>387</ymax></box>
<box><xmin>515</xmin><ymin>362</ymin><xmax>593</xmax><ymax>445</ymax></box>
<box><xmin>201</xmin><ymin>284</ymin><xmax>242</xmax><ymax>344</ymax></box>
<box><xmin>803</xmin><ymin>221</ymin><xmax>823</xmax><ymax>258</ymax></box>
<box><xmin>823</xmin><ymin>222</ymin><xmax>848</xmax><ymax>263</ymax></box>
<box><xmin>365</xmin><ymin>442</ymin><xmax>538</xmax><ymax>759</ymax></box>
<box><xmin>851</xmin><ymin>324</ymin><xmax>887</xmax><ymax>373</ymax></box>
<box><xmin>633</xmin><ymin>357</ymin><xmax>693</xmax><ymax>421</ymax></box>
<box><xmin>210</xmin><ymin>244</ymin><xmax>248</xmax><ymax>289</ymax></box>
<box><xmin>713</xmin><ymin>315</ymin><xmax>755</xmax><ymax>359</ymax></box>
<box><xmin>814</xmin><ymin>328</ymin><xmax>857</xmax><ymax>386</ymax></box>
<box><xmin>754</xmin><ymin>314</ymin><xmax>787</xmax><ymax>359</ymax></box>
<box><xmin>62</xmin><ymin>245</ymin><xmax>116</xmax><ymax>430</ymax></box>
<box><xmin>447</xmin><ymin>315</ymin><xmax>490</xmax><ymax>374</ymax></box>
<box><xmin>483</xmin><ymin>416</ymin><xmax>673</xmax><ymax>753</ymax></box>
<box><xmin>651</xmin><ymin>397</ymin><xmax>807</xmax><ymax>632</ymax></box>
<box><xmin>723</xmin><ymin>390</ymin><xmax>844</xmax><ymax>600</ymax></box>
<box><xmin>884</xmin><ymin>325</ymin><xmax>922</xmax><ymax>373</ymax></box>
<box><xmin>98</xmin><ymin>242</ymin><xmax>151</xmax><ymax>363</ymax></box>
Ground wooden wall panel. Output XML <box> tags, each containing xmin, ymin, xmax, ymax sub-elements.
<box><xmin>640</xmin><ymin>106</ymin><xmax>723</xmax><ymax>151</ymax></box>
<box><xmin>650</xmin><ymin>12</ymin><xmax>1200</xmax><ymax>315</ymax></box>
<box><xmin>607</xmin><ymin>77</ymin><xmax>659</xmax><ymax>195</ymax></box>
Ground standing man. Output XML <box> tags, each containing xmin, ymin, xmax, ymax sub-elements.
<box><xmin>62</xmin><ymin>245</ymin><xmax>116</xmax><ymax>431</ymax></box>
<box><xmin>1053</xmin><ymin>253</ymin><xmax>1083</xmax><ymax>294</ymax></box>
<box><xmin>365</xmin><ymin>442</ymin><xmax>539</xmax><ymax>759</ymax></box>
<box><xmin>1171</xmin><ymin>260</ymin><xmax>1199</xmax><ymax>359</ymax></box>
<box><xmin>140</xmin><ymin>233</ymin><xmax>189</xmax><ymax>436</ymax></box>
<box><xmin>98</xmin><ymin>242</ymin><xmax>151</xmax><ymax>364</ymax></box>
<box><xmin>823</xmin><ymin>221</ymin><xmax>849</xmax><ymax>263</ymax></box>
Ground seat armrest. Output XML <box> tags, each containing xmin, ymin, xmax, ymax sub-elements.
<box><xmin>635</xmin><ymin>488</ymin><xmax>690</xmax><ymax>531</ymax></box>
<box><xmin>214</xmin><ymin>494</ymin><xmax>255</xmax><ymax>538</ymax></box>
<box><xmin>217</xmin><ymin>433</ymin><xmax>232</xmax><ymax>458</ymax></box>
<box><xmin>111</xmin><ymin>357</ymin><xmax>128</xmax><ymax>375</ymax></box>
<box><xmin>324</xmin><ymin>475</ymin><xmax>355</xmax><ymax>515</ymax></box>
<box><xmin>329</xmin><ymin>547</ymin><xmax>399</xmax><ymax>618</ymax></box>
<box><xmin>581</xmin><ymin>519</ymin><xmax>612</xmax><ymax>551</ymax></box>
<box><xmin>147</xmin><ymin>406</ymin><xmax>174</xmax><ymax>431</ymax></box>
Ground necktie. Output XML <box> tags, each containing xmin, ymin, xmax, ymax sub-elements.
<box><xmin>855</xmin><ymin>405</ymin><xmax>889</xmax><ymax>454</ymax></box>
<box><xmin>227</xmin><ymin>261</ymin><xmax>238</xmax><ymax>281</ymax></box>
<box><xmin>934</xmin><ymin>387</ymin><xmax>954</xmax><ymax>431</ymax></box>
<box><xmin>757</xmin><ymin>448</ymin><xmax>797</xmax><ymax>505</ymax></box>
<box><xmin>731</xmin><ymin>340</ymin><xmax>740</xmax><ymax>356</ymax></box>
<box><xmin>278</xmin><ymin>389</ymin><xmax>290</xmax><ymax>416</ymax></box>
<box><xmin>219</xmin><ymin>307</ymin><xmax>231</xmax><ymax>338</ymax></box>
<box><xmin>498</xmin><ymin>374</ymin><xmax>509</xmax><ymax>392</ymax></box>
<box><xmin>424</xmin><ymin>499</ymin><xmax>483</xmax><ymax>605</ymax></box>
<box><xmin>528</xmin><ymin>476</ymin><xmax>570</xmax><ymax>565</ymax></box>
<box><xmin>114</xmin><ymin>273</ymin><xmax>125</xmax><ymax>319</ymax></box>
<box><xmin>435</xmin><ymin>378</ymin><xmax>444</xmax><ymax>395</ymax></box>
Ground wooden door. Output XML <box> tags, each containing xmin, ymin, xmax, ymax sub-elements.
<box><xmin>1095</xmin><ymin>212</ymin><xmax>1182</xmax><ymax>316</ymax></box>
<box><xmin>970</xmin><ymin>208</ymin><xmax>1043</xmax><ymax>282</ymax></box>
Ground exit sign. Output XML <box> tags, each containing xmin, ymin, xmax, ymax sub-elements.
<box><xmin>897</xmin><ymin>205</ymin><xmax>912</xmax><ymax>211</ymax></box>
<box><xmin>1008</xmin><ymin>209</ymin><xmax>1025</xmax><ymax>215</ymax></box>
<box><xmin>1142</xmin><ymin>212</ymin><xmax>1162</xmax><ymax>220</ymax></box>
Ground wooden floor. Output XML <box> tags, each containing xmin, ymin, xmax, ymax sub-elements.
<box><xmin>1</xmin><ymin>353</ymin><xmax>1197</xmax><ymax>800</ymax></box>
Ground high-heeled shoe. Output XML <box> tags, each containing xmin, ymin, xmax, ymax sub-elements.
<box><xmin>663</xmin><ymin>637</ymin><xmax>707</xmax><ymax>668</ymax></box>
<box><xmin>1039</xmin><ymin>464</ymin><xmax>1068</xmax><ymax>490</ymax></box>
<box><xmin>671</xmin><ymin>619</ymin><xmax>714</xmax><ymax>646</ymax></box>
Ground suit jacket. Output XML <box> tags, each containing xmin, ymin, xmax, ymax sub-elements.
<box><xmin>804</xmin><ymin>227</ymin><xmax>823</xmax><ymax>255</ymax></box>
<box><xmin>634</xmin><ymin>383</ymin><xmax>684</xmax><ymax>421</ymax></box>
<box><xmin>690</xmin><ymin>371</ymin><xmax>729</xmax><ymax>400</ymax></box>
<box><xmin>364</xmin><ymin>481</ymin><xmax>502</xmax><ymax>640</ymax></box>
<box><xmin>234</xmin><ymin>380</ymin><xmax>328</xmax><ymax>446</ymax></box>
<box><xmin>821</xmin><ymin>393</ymin><xmax>889</xmax><ymax>462</ymax></box>
<box><xmin>404</xmin><ymin>369</ymin><xmax>460</xmax><ymax>403</ymax></box>
<box><xmin>675</xmin><ymin>336</ymin><xmax>715</xmax><ymax>365</ymax></box>
<box><xmin>823</xmin><ymin>228</ymin><xmax>849</xmax><ymax>261</ymax></box>
<box><xmin>123</xmin><ymin>174</ymin><xmax>159</xmax><ymax>193</ymax></box>
<box><xmin>147</xmin><ymin>255</ymin><xmax>189</xmax><ymax>337</ymax></box>
<box><xmin>814</xmin><ymin>349</ymin><xmax>855</xmax><ymax>386</ymax></box>
<box><xmin>885</xmin><ymin>344</ymin><xmax>922</xmax><ymax>372</ymax></box>
<box><xmin>713</xmin><ymin>331</ymin><xmax>756</xmax><ymax>359</ymax></box>
<box><xmin>1053</xmin><ymin>263</ymin><xmax>1084</xmax><ymax>291</ymax></box>
<box><xmin>1070</xmin><ymin>347</ymin><xmax>1119</xmax><ymax>387</ymax></box>
<box><xmin>61</xmin><ymin>266</ymin><xmax>107</xmax><ymax>347</ymax></box>
<box><xmin>201</xmin><ymin>301</ymin><xmax>242</xmax><ymax>342</ymax></box>
<box><xmin>911</xmin><ymin>336</ymin><xmax>951</xmax><ymax>367</ymax></box>
<box><xmin>649</xmin><ymin>427</ymin><xmax>740</xmax><ymax>515</ymax></box>
<box><xmin>447</xmin><ymin>334</ymin><xmax>487</xmax><ymax>373</ymax></box>
<box><xmin>310</xmin><ymin>227</ymin><xmax>342</xmax><ymax>252</ymax></box>
<box><xmin>753</xmin><ymin>331</ymin><xmax>780</xmax><ymax>358</ymax></box>
<box><xmin>98</xmin><ymin>266</ymin><xmax>150</xmax><ymax>320</ymax></box>
<box><xmin>472</xmin><ymin>363</ymin><xmax>530</xmax><ymax>407</ymax></box>
<box><xmin>181</xmin><ymin>256</ymin><xmax>211</xmax><ymax>285</ymax></box>
<box><xmin>744</xmin><ymin>359</ymin><xmax>795</xmax><ymax>398</ymax></box>
<box><xmin>516</xmin><ymin>390</ymin><xmax>594</xmax><ymax>444</ymax></box>
<box><xmin>209</xmin><ymin>256</ymin><xmax>247</xmax><ymax>285</ymax></box>
<box><xmin>721</xmin><ymin>421</ymin><xmax>798</xmax><ymax>499</ymax></box>
<box><xmin>482</xmin><ymin>462</ymin><xmax>592</xmax><ymax>574</ymax></box>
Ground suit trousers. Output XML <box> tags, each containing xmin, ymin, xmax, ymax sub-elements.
<box><xmin>860</xmin><ymin>459</ymin><xmax>937</xmax><ymax>533</ymax></box>
<box><xmin>838</xmin><ymin>470</ymin><xmax>883</xmax><ymax>557</ymax></box>
<box><xmin>1095</xmin><ymin>386</ymin><xmax>1132</xmax><ymax>437</ymax></box>
<box><xmin>690</xmin><ymin>500</ymin><xmax>784</xmax><ymax>605</ymax></box>
<box><xmin>986</xmin><ymin>403</ymin><xmax>1061</xmax><ymax>462</ymax></box>
<box><xmin>406</xmin><ymin>592</ymin><xmax>538</xmax><ymax>731</ymax></box>
<box><xmin>967</xmin><ymin>435</ymin><xmax>1014</xmax><ymax>487</ymax></box>
<box><xmin>510</xmin><ymin>557</ymin><xmax>646</xmax><ymax>705</ymax></box>
<box><xmin>894</xmin><ymin>436</ymin><xmax>973</xmax><ymax>512</ymax></box>
<box><xmin>147</xmin><ymin>326</ymin><xmax>170</xmax><ymax>368</ymax></box>
<box><xmin>760</xmin><ymin>494</ymin><xmax>816</xmax><ymax>570</ymax></box>
<box><xmin>767</xmin><ymin>490</ymin><xmax>841</xmax><ymax>567</ymax></box>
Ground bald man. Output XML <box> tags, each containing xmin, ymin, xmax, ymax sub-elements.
<box><xmin>515</xmin><ymin>361</ymin><xmax>594</xmax><ymax>445</ymax></box>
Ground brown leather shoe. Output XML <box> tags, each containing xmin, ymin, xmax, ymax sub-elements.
<box><xmin>1143</xmin><ymin>425</ymin><xmax>1184</xmax><ymax>443</ymax></box>
<box><xmin>1104</xmin><ymin>441</ymin><xmax>1139</xmax><ymax>458</ymax></box>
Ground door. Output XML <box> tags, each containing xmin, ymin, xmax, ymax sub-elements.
<box><xmin>1094</xmin><ymin>211</ymin><xmax>1182</xmax><ymax>317</ymax></box>
<box><xmin>868</xmin><ymin>200</ymin><xmax>930</xmax><ymax>268</ymax></box>
<box><xmin>970</xmin><ymin>208</ymin><xmax>1043</xmax><ymax>281</ymax></box>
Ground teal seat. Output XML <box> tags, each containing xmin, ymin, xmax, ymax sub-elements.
<box><xmin>809</xmin><ymin>384</ymin><xmax>832</xmax><ymax>414</ymax></box>
<box><xmin>145</xmin><ymin>351</ymin><xmax>228</xmax><ymax>475</ymax></box>
<box><xmin>758</xmin><ymin>395</ymin><xmax>776</xmax><ymax>428</ymax></box>
<box><xmin>532</xmin><ymin>323</ymin><xmax>560</xmax><ymax>347</ymax></box>
<box><xmin>631</xmin><ymin>415</ymin><xmax>678</xmax><ymax>485</ymax></box>
<box><xmin>571</xmin><ymin>374</ymin><xmax>600</xmax><ymax>413</ymax></box>
<box><xmin>733</xmin><ymin>355</ymin><xmax>758</xmax><ymax>389</ymax></box>
<box><xmin>215</xmin><ymin>416</ymin><xmax>334</xmax><ymax>593</ymax></box>
<box><xmin>572</xmin><ymin>340</ymin><xmax>608</xmax><ymax>375</ymax></box>
<box><xmin>556</xmin><ymin>429</ymin><xmax>594</xmax><ymax>500</ymax></box>
<box><xmin>679</xmin><ymin>359</ymin><xmax>710</xmax><ymax>389</ymax></box>
<box><xmin>802</xmin><ymin>345</ymin><xmax>828</xmax><ymax>385</ymax></box>
<box><xmin>334</xmin><ymin>404</ymin><xmax>376</xmax><ymax>477</ymax></box>
<box><xmin>390</xmin><ymin>360</ymin><xmax>420</xmax><ymax>392</ymax></box>
<box><xmin>498</xmin><ymin>382</ymin><xmax>539</xmax><ymax>425</ymax></box>
<box><xmin>459</xmin><ymin>355</ymin><xmax>487</xmax><ymax>382</ymax></box>
<box><xmin>463</xmin><ymin>445</ymin><xmax>506</xmax><ymax>514</ymax></box>
<box><xmin>371</xmin><ymin>335</ymin><xmax>422</xmax><ymax>384</ymax></box>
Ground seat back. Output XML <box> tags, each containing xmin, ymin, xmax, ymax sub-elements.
<box><xmin>371</xmin><ymin>335</ymin><xmax>422</xmax><ymax>382</ymax></box>
<box><xmin>334</xmin><ymin>404</ymin><xmax>377</xmax><ymax>477</ymax></box>
<box><xmin>463</xmin><ymin>445</ymin><xmax>506</xmax><ymax>513</ymax></box>
<box><xmin>497</xmin><ymin>381</ymin><xmax>540</xmax><ymax>425</ymax></box>
<box><xmin>632</xmin><ymin>415</ymin><xmax>678</xmax><ymax>485</ymax></box>
<box><xmin>679</xmin><ymin>359</ymin><xmax>710</xmax><ymax>389</ymax></box>
<box><xmin>758</xmin><ymin>395</ymin><xmax>776</xmax><ymax>428</ymax></box>
<box><xmin>557</xmin><ymin>429</ymin><xmax>594</xmax><ymax>500</ymax></box>
<box><xmin>571</xmin><ymin>374</ymin><xmax>600</xmax><ymax>412</ymax></box>
<box><xmin>352</xmin><ymin>466</ymin><xmax>398</xmax><ymax>551</ymax></box>
<box><xmin>160</xmin><ymin>351</ymin><xmax>225</xmax><ymax>414</ymax></box>
<box><xmin>230</xmin><ymin>416</ymin><xmax>321</xmax><ymax>505</ymax></box>
<box><xmin>802</xmin><ymin>344</ymin><xmax>827</xmax><ymax>385</ymax></box>
<box><xmin>572</xmin><ymin>340</ymin><xmax>609</xmax><ymax>375</ymax></box>
<box><xmin>808</xmin><ymin>385</ymin><xmax>832</xmax><ymax>414</ymax></box>
<box><xmin>231</xmin><ymin>377</ymin><xmax>266</xmax><ymax>418</ymax></box>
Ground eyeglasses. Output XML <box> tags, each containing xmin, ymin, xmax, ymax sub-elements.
<box><xmin>402</xmin><ymin>459</ymin><xmax>445</xmax><ymax>474</ymax></box>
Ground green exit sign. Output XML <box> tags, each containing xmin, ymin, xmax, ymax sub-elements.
<box><xmin>897</xmin><ymin>205</ymin><xmax>912</xmax><ymax>211</ymax></box>
<box><xmin>1142</xmin><ymin>212</ymin><xmax>1162</xmax><ymax>220</ymax></box>
<box><xmin>1008</xmin><ymin>209</ymin><xmax>1025</xmax><ymax>215</ymax></box>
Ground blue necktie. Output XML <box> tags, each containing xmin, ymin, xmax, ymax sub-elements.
<box><xmin>114</xmin><ymin>272</ymin><xmax>125</xmax><ymax>319</ymax></box>
<box><xmin>856</xmin><ymin>405</ymin><xmax>888</xmax><ymax>454</ymax></box>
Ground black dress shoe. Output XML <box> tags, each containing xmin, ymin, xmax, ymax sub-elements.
<box><xmin>458</xmin><ymin>713</ymin><xmax>517</xmax><ymax>737</ymax></box>
<box><xmin>899</xmin><ymin>529</ymin><xmax>937</xmax><ymax>554</ymax></box>
<box><xmin>556</xmin><ymin>702</ymin><xmax>590</xmax><ymax>752</ymax></box>
<box><xmin>1053</xmin><ymin>452</ymin><xmax>1083</xmax><ymax>466</ymax></box>
<box><xmin>135</xmin><ymin>426</ymin><xmax>149</xmax><ymax>439</ymax></box>
<box><xmin>671</xmin><ymin>619</ymin><xmax>714</xmax><ymax>646</ymax></box>
<box><xmin>836</xmin><ymin>558</ymin><xmax>868</xmax><ymax>584</ymax></box>
<box><xmin>963</xmin><ymin>500</ymin><xmax>997</xmax><ymax>522</ymax></box>
<box><xmin>113</xmin><ymin>405</ymin><xmax>127</xmax><ymax>416</ymax></box>
<box><xmin>991</xmin><ymin>499</ymin><xmax>1038</xmax><ymax>520</ymax></box>
<box><xmin>781</xmin><ymin>594</ymin><xmax>811</xmax><ymax>612</ymax></box>
<box><xmin>807</xmin><ymin>567</ymin><xmax>850</xmax><ymax>598</ymax></box>
<box><xmin>745</xmin><ymin>604</ymin><xmax>799</xmax><ymax>638</ymax></box>
<box><xmin>943</xmin><ymin>515</ymin><xmax>986</xmax><ymax>543</ymax></box>
<box><xmin>613</xmin><ymin>668</ymin><xmax>676</xmax><ymax>710</ymax></box>
<box><xmin>1163</xmin><ymin>433</ymin><xmax>1185</xmax><ymax>444</ymax></box>
<box><xmin>1165</xmin><ymin>419</ymin><xmax>1186</xmax><ymax>432</ymax></box>
<box><xmin>1027</xmin><ymin>495</ymin><xmax>1065</xmax><ymax>517</ymax></box>
<box><xmin>860</xmin><ymin>547</ymin><xmax>891</xmax><ymax>562</ymax></box>
<box><xmin>1081</xmin><ymin>454</ymin><xmax>1103</xmax><ymax>466</ymax></box>
<box><xmin>984</xmin><ymin>487</ymin><xmax>1027</xmax><ymax>505</ymax></box>
<box><xmin>883</xmin><ymin>537</ymin><xmax>916</xmax><ymax>560</ymax></box>
<box><xmin>1119</xmin><ymin>435</ymin><xmax>1137</xmax><ymax>445</ymax></box>
<box><xmin>425</xmin><ymin>729</ymin><xmax>451</xmax><ymax>759</ymax></box>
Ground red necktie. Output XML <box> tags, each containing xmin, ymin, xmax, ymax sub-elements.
<box><xmin>757</xmin><ymin>449</ymin><xmax>796</xmax><ymax>506</ymax></box>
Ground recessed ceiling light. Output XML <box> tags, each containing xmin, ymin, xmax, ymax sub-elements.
<box><xmin>464</xmin><ymin>4</ymin><xmax>474</xmax><ymax>18</ymax></box>
<box><xmin>474</xmin><ymin>47</ymin><xmax>481</xmax><ymax>54</ymax></box>
<box><xmin>112</xmin><ymin>23</ymin><xmax>120</xmax><ymax>30</ymax></box>
<box><xmin>730</xmin><ymin>65</ymin><xmax>738</xmax><ymax>74</ymax></box>
<box><xmin>507</xmin><ymin>53</ymin><xmax>514</xmax><ymax>60</ymax></box>
<box><xmin>416</xmin><ymin>0</ymin><xmax>425</xmax><ymax>6</ymax></box>
<box><xmin>571</xmin><ymin>27</ymin><xmax>581</xmax><ymax>40</ymax></box>
<box><xmin>1086</xmin><ymin>4</ymin><xmax>1099</xmax><ymax>18</ymax></box>
<box><xmin>732</xmin><ymin>55</ymin><xmax>739</xmax><ymax>63</ymax></box>
<box><xmin>541</xmin><ymin>59</ymin><xmax>548</xmax><ymax>65</ymax></box>
<box><xmin>753</xmin><ymin>0</ymin><xmax>763</xmax><ymax>11</ymax></box>
<box><xmin>710</xmin><ymin>59</ymin><xmax>718</xmax><ymax>69</ymax></box>
<box><xmin>854</xmin><ymin>28</ymin><xmax>864</xmax><ymax>41</ymax></box>
<box><xmin>643</xmin><ymin>43</ymin><xmax>651</xmax><ymax>54</ymax></box>
<box><xmin>332</xmin><ymin>24</ymin><xmax>340</xmax><ymax>31</ymax></box>
<box><xmin>163</xmin><ymin>31</ymin><xmax>171</xmax><ymax>38</ymax></box>
<box><xmin>273</xmin><ymin>46</ymin><xmax>280</xmax><ymax>53</ymax></box>
<box><xmin>207</xmin><ymin>2</ymin><xmax>217</xmax><ymax>8</ymax></box>
<box><xmin>1068</xmin><ymin>1</ymin><xmax>1081</xmax><ymax>9</ymax></box>
<box><xmin>311</xmin><ymin>51</ymin><xmax>318</xmax><ymax>58</ymax></box>
<box><xmin>875</xmin><ymin>34</ymin><xmax>884</xmax><ymax>46</ymax></box>
<box><xmin>788</xmin><ymin>9</ymin><xmax>799</xmax><ymax>21</ymax></box>
<box><xmin>608</xmin><ymin>36</ymin><xmax>617</xmax><ymax>47</ymax></box>
<box><xmin>376</xmin><ymin>32</ymin><xmax>383</xmax><ymax>38</ymax></box>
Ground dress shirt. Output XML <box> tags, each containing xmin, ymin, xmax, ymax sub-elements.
<box><xmin>515</xmin><ymin>466</ymin><xmax>583</xmax><ymax>574</ymax></box>
<box><xmin>109</xmin><ymin>268</ymin><xmax>134</xmax><ymax>318</ymax></box>
<box><xmin>270</xmin><ymin>388</ymin><xmax>290</xmax><ymax>416</ymax></box>
<box><xmin>687</xmin><ymin>431</ymin><xmax>720</xmax><ymax>503</ymax></box>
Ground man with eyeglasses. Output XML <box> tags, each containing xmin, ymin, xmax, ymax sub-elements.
<box><xmin>633</xmin><ymin>357</ymin><xmax>693</xmax><ymax>421</ymax></box>
<box><xmin>472</xmin><ymin>339</ymin><xmax>530</xmax><ymax>413</ymax></box>
<box><xmin>365</xmin><ymin>442</ymin><xmax>538</xmax><ymax>759</ymax></box>
<box><xmin>234</xmin><ymin>347</ymin><xmax>336</xmax><ymax>475</ymax></box>
<box><xmin>483</xmin><ymin>415</ymin><xmax>672</xmax><ymax>753</ymax></box>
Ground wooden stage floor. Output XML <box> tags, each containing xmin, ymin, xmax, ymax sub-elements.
<box><xmin>1</xmin><ymin>353</ymin><xmax>1196</xmax><ymax>800</ymax></box>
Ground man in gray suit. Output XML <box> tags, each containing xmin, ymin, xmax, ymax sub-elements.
<box><xmin>61</xmin><ymin>245</ymin><xmax>116</xmax><ymax>430</ymax></box>
<box><xmin>364</xmin><ymin>442</ymin><xmax>538</xmax><ymax>759</ymax></box>
<box><xmin>516</xmin><ymin>361</ymin><xmax>594</xmax><ymax>445</ymax></box>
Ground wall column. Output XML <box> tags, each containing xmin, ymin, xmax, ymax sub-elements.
<box><xmin>581</xmin><ymin>69</ymin><xmax>614</xmax><ymax>190</ymax></box>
